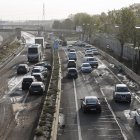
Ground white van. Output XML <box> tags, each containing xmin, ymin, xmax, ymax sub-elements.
<box><xmin>68</xmin><ymin>52</ymin><xmax>77</xmax><ymax>61</ymax></box>
<box><xmin>27</xmin><ymin>44</ymin><xmax>42</xmax><ymax>62</ymax></box>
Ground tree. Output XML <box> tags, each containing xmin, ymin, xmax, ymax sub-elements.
<box><xmin>52</xmin><ymin>20</ymin><xmax>61</xmax><ymax>29</ymax></box>
<box><xmin>116</xmin><ymin>8</ymin><xmax>136</xmax><ymax>60</ymax></box>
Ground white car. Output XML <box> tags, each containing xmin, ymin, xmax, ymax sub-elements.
<box><xmin>135</xmin><ymin>108</ymin><xmax>140</xmax><ymax>125</ymax></box>
<box><xmin>91</xmin><ymin>47</ymin><xmax>99</xmax><ymax>55</ymax></box>
<box><xmin>81</xmin><ymin>63</ymin><xmax>92</xmax><ymax>73</ymax></box>
<box><xmin>113</xmin><ymin>84</ymin><xmax>131</xmax><ymax>103</ymax></box>
<box><xmin>85</xmin><ymin>50</ymin><xmax>94</xmax><ymax>57</ymax></box>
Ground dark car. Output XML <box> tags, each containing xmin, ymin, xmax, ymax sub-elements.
<box><xmin>81</xmin><ymin>96</ymin><xmax>101</xmax><ymax>113</ymax></box>
<box><xmin>17</xmin><ymin>64</ymin><xmax>29</xmax><ymax>74</ymax></box>
<box><xmin>67</xmin><ymin>68</ymin><xmax>78</xmax><ymax>79</ymax></box>
<box><xmin>22</xmin><ymin>76</ymin><xmax>36</xmax><ymax>90</ymax></box>
<box><xmin>67</xmin><ymin>60</ymin><xmax>76</xmax><ymax>68</ymax></box>
<box><xmin>32</xmin><ymin>73</ymin><xmax>44</xmax><ymax>82</ymax></box>
<box><xmin>35</xmin><ymin>62</ymin><xmax>52</xmax><ymax>70</ymax></box>
<box><xmin>29</xmin><ymin>82</ymin><xmax>45</xmax><ymax>95</ymax></box>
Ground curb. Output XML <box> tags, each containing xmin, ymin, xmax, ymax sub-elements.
<box><xmin>34</xmin><ymin>49</ymin><xmax>61</xmax><ymax>140</ymax></box>
<box><xmin>50</xmin><ymin>52</ymin><xmax>61</xmax><ymax>140</ymax></box>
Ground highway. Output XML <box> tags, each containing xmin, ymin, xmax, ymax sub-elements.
<box><xmin>58</xmin><ymin>44</ymin><xmax>140</xmax><ymax>140</ymax></box>
<box><xmin>0</xmin><ymin>32</ymin><xmax>52</xmax><ymax>140</ymax></box>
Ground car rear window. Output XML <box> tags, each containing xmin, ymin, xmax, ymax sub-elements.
<box><xmin>32</xmin><ymin>69</ymin><xmax>41</xmax><ymax>73</ymax></box>
<box><xmin>116</xmin><ymin>87</ymin><xmax>129</xmax><ymax>92</ymax></box>
<box><xmin>31</xmin><ymin>85</ymin><xmax>41</xmax><ymax>90</ymax></box>
<box><xmin>83</xmin><ymin>64</ymin><xmax>90</xmax><ymax>67</ymax></box>
<box><xmin>88</xmin><ymin>58</ymin><xmax>96</xmax><ymax>61</ymax></box>
<box><xmin>69</xmin><ymin>69</ymin><xmax>76</xmax><ymax>73</ymax></box>
<box><xmin>23</xmin><ymin>78</ymin><xmax>33</xmax><ymax>82</ymax></box>
<box><xmin>86</xmin><ymin>98</ymin><xmax>97</xmax><ymax>104</ymax></box>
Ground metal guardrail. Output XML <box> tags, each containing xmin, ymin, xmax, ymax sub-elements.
<box><xmin>98</xmin><ymin>49</ymin><xmax>140</xmax><ymax>85</ymax></box>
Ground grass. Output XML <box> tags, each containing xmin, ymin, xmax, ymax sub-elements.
<box><xmin>0</xmin><ymin>41</ymin><xmax>20</xmax><ymax>62</ymax></box>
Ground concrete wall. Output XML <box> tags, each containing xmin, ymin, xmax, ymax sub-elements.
<box><xmin>91</xmin><ymin>33</ymin><xmax>139</xmax><ymax>61</ymax></box>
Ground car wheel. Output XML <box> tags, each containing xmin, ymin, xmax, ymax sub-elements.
<box><xmin>97</xmin><ymin>109</ymin><xmax>101</xmax><ymax>113</ymax></box>
<box><xmin>22</xmin><ymin>87</ymin><xmax>26</xmax><ymax>90</ymax></box>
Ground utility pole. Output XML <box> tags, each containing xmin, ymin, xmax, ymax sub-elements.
<box><xmin>42</xmin><ymin>3</ymin><xmax>45</xmax><ymax>21</ymax></box>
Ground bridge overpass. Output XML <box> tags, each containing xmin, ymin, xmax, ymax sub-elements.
<box><xmin>0</xmin><ymin>24</ymin><xmax>76</xmax><ymax>39</ymax></box>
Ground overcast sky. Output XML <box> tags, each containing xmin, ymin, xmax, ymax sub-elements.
<box><xmin>0</xmin><ymin>0</ymin><xmax>139</xmax><ymax>21</ymax></box>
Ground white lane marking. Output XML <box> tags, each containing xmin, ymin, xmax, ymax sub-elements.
<box><xmin>99</xmin><ymin>86</ymin><xmax>127</xmax><ymax>140</ymax></box>
<box><xmin>73</xmin><ymin>79</ymin><xmax>82</xmax><ymax>140</ymax></box>
<box><xmin>96</xmin><ymin>55</ymin><xmax>140</xmax><ymax>103</ymax></box>
<box><xmin>15</xmin><ymin>91</ymin><xmax>29</xmax><ymax>120</ymax></box>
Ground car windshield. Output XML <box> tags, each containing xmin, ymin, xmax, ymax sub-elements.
<box><xmin>86</xmin><ymin>98</ymin><xmax>97</xmax><ymax>104</ymax></box>
<box><xmin>116</xmin><ymin>87</ymin><xmax>129</xmax><ymax>92</ymax></box>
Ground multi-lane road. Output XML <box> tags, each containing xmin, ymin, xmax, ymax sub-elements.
<box><xmin>0</xmin><ymin>32</ymin><xmax>51</xmax><ymax>140</ymax></box>
<box><xmin>58</xmin><ymin>44</ymin><xmax>140</xmax><ymax>140</ymax></box>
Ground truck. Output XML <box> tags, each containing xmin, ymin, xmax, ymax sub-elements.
<box><xmin>35</xmin><ymin>37</ymin><xmax>44</xmax><ymax>48</ymax></box>
<box><xmin>27</xmin><ymin>44</ymin><xmax>42</xmax><ymax>62</ymax></box>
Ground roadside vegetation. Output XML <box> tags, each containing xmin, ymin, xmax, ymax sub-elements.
<box><xmin>0</xmin><ymin>41</ymin><xmax>20</xmax><ymax>62</ymax></box>
<box><xmin>52</xmin><ymin>3</ymin><xmax>140</xmax><ymax>74</ymax></box>
<box><xmin>35</xmin><ymin>49</ymin><xmax>60</xmax><ymax>139</ymax></box>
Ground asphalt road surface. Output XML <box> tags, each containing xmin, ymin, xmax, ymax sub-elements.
<box><xmin>58</xmin><ymin>44</ymin><xmax>140</xmax><ymax>140</ymax></box>
<box><xmin>0</xmin><ymin>32</ymin><xmax>52</xmax><ymax>140</ymax></box>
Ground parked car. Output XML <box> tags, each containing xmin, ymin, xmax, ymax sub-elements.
<box><xmin>81</xmin><ymin>63</ymin><xmax>92</xmax><ymax>73</ymax></box>
<box><xmin>67</xmin><ymin>68</ymin><xmax>78</xmax><ymax>79</ymax></box>
<box><xmin>113</xmin><ymin>84</ymin><xmax>131</xmax><ymax>103</ymax></box>
<box><xmin>67</xmin><ymin>60</ymin><xmax>76</xmax><ymax>68</ymax></box>
<box><xmin>31</xmin><ymin>66</ymin><xmax>48</xmax><ymax>77</ymax></box>
<box><xmin>22</xmin><ymin>76</ymin><xmax>36</xmax><ymax>90</ymax></box>
<box><xmin>32</xmin><ymin>73</ymin><xmax>44</xmax><ymax>82</ymax></box>
<box><xmin>83</xmin><ymin>57</ymin><xmax>98</xmax><ymax>68</ymax></box>
<box><xmin>35</xmin><ymin>62</ymin><xmax>52</xmax><ymax>70</ymax></box>
<box><xmin>81</xmin><ymin>96</ymin><xmax>101</xmax><ymax>113</ymax></box>
<box><xmin>29</xmin><ymin>82</ymin><xmax>45</xmax><ymax>95</ymax></box>
<box><xmin>17</xmin><ymin>64</ymin><xmax>30</xmax><ymax>74</ymax></box>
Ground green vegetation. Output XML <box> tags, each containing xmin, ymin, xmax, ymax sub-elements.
<box><xmin>52</xmin><ymin>4</ymin><xmax>140</xmax><ymax>72</ymax></box>
<box><xmin>0</xmin><ymin>41</ymin><xmax>20</xmax><ymax>62</ymax></box>
<box><xmin>35</xmin><ymin>49</ymin><xmax>60</xmax><ymax>139</ymax></box>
